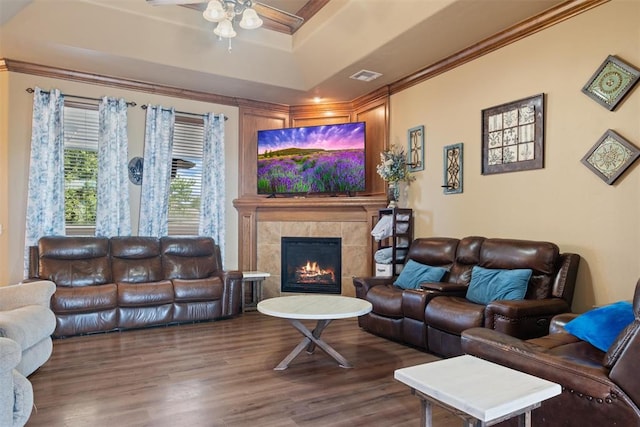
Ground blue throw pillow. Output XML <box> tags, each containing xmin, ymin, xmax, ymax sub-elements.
<box><xmin>466</xmin><ymin>266</ymin><xmax>532</xmax><ymax>305</ymax></box>
<box><xmin>564</xmin><ymin>301</ymin><xmax>634</xmax><ymax>352</ymax></box>
<box><xmin>394</xmin><ymin>259</ymin><xmax>448</xmax><ymax>290</ymax></box>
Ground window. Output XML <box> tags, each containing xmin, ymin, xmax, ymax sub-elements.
<box><xmin>168</xmin><ymin>117</ymin><xmax>204</xmax><ymax>235</ymax></box>
<box><xmin>63</xmin><ymin>104</ymin><xmax>99</xmax><ymax>235</ymax></box>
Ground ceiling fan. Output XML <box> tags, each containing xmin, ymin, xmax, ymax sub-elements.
<box><xmin>146</xmin><ymin>0</ymin><xmax>305</xmax><ymax>35</ymax></box>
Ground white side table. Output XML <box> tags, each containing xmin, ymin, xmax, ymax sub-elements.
<box><xmin>394</xmin><ymin>355</ymin><xmax>561</xmax><ymax>427</ymax></box>
<box><xmin>241</xmin><ymin>271</ymin><xmax>270</xmax><ymax>312</ymax></box>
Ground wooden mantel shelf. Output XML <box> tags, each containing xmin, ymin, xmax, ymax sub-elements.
<box><xmin>233</xmin><ymin>195</ymin><xmax>388</xmax><ymax>271</ymax></box>
<box><xmin>233</xmin><ymin>195</ymin><xmax>387</xmax><ymax>211</ymax></box>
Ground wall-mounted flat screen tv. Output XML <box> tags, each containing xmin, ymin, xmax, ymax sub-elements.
<box><xmin>257</xmin><ymin>122</ymin><xmax>366</xmax><ymax>196</ymax></box>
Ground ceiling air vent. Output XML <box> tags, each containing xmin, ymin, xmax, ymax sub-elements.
<box><xmin>349</xmin><ymin>70</ymin><xmax>383</xmax><ymax>82</ymax></box>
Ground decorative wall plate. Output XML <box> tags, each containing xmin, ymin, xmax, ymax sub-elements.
<box><xmin>582</xmin><ymin>55</ymin><xmax>640</xmax><ymax>111</ymax></box>
<box><xmin>408</xmin><ymin>125</ymin><xmax>425</xmax><ymax>172</ymax></box>
<box><xmin>443</xmin><ymin>143</ymin><xmax>463</xmax><ymax>194</ymax></box>
<box><xmin>128</xmin><ymin>156</ymin><xmax>144</xmax><ymax>185</ymax></box>
<box><xmin>581</xmin><ymin>130</ymin><xmax>639</xmax><ymax>185</ymax></box>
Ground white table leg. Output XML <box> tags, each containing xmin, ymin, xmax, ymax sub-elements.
<box><xmin>273</xmin><ymin>318</ymin><xmax>352</xmax><ymax>370</ymax></box>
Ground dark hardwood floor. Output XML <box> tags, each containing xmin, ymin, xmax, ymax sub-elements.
<box><xmin>27</xmin><ymin>312</ymin><xmax>461</xmax><ymax>426</ymax></box>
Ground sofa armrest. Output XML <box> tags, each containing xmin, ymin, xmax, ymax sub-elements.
<box><xmin>461</xmin><ymin>327</ymin><xmax>624</xmax><ymax>401</ymax></box>
<box><xmin>0</xmin><ymin>281</ymin><xmax>56</xmax><ymax>311</ymax></box>
<box><xmin>485</xmin><ymin>297</ymin><xmax>570</xmax><ymax>338</ymax></box>
<box><xmin>549</xmin><ymin>312</ymin><xmax>579</xmax><ymax>334</ymax></box>
<box><xmin>352</xmin><ymin>276</ymin><xmax>395</xmax><ymax>299</ymax></box>
<box><xmin>219</xmin><ymin>270</ymin><xmax>243</xmax><ymax>316</ymax></box>
<box><xmin>420</xmin><ymin>282</ymin><xmax>467</xmax><ymax>294</ymax></box>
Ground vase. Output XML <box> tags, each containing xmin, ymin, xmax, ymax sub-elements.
<box><xmin>387</xmin><ymin>181</ymin><xmax>400</xmax><ymax>208</ymax></box>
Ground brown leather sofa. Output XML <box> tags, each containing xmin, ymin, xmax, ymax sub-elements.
<box><xmin>28</xmin><ymin>236</ymin><xmax>243</xmax><ymax>337</ymax></box>
<box><xmin>353</xmin><ymin>236</ymin><xmax>580</xmax><ymax>357</ymax></box>
<box><xmin>461</xmin><ymin>279</ymin><xmax>640</xmax><ymax>426</ymax></box>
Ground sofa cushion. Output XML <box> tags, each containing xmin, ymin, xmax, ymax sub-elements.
<box><xmin>367</xmin><ymin>285</ymin><xmax>403</xmax><ymax>318</ymax></box>
<box><xmin>425</xmin><ymin>296</ymin><xmax>485</xmax><ymax>334</ymax></box>
<box><xmin>0</xmin><ymin>306</ymin><xmax>56</xmax><ymax>350</ymax></box>
<box><xmin>51</xmin><ymin>284</ymin><xmax>118</xmax><ymax>314</ymax></box>
<box><xmin>173</xmin><ymin>277</ymin><xmax>224</xmax><ymax>302</ymax></box>
<box><xmin>111</xmin><ymin>237</ymin><xmax>163</xmax><ymax>283</ymax></box>
<box><xmin>117</xmin><ymin>280</ymin><xmax>174</xmax><ymax>307</ymax></box>
<box><xmin>394</xmin><ymin>260</ymin><xmax>448</xmax><ymax>290</ymax></box>
<box><xmin>565</xmin><ymin>301</ymin><xmax>634</xmax><ymax>352</ymax></box>
<box><xmin>466</xmin><ymin>266</ymin><xmax>531</xmax><ymax>305</ymax></box>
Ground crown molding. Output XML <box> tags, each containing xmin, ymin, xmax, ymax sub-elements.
<box><xmin>2</xmin><ymin>58</ymin><xmax>243</xmax><ymax>107</ymax></box>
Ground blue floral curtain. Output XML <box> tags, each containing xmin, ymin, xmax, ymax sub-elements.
<box><xmin>95</xmin><ymin>97</ymin><xmax>131</xmax><ymax>237</ymax></box>
<box><xmin>199</xmin><ymin>113</ymin><xmax>226</xmax><ymax>262</ymax></box>
<box><xmin>139</xmin><ymin>105</ymin><xmax>175</xmax><ymax>237</ymax></box>
<box><xmin>24</xmin><ymin>87</ymin><xmax>65</xmax><ymax>275</ymax></box>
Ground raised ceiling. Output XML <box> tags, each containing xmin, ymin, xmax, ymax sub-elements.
<box><xmin>0</xmin><ymin>0</ymin><xmax>571</xmax><ymax>106</ymax></box>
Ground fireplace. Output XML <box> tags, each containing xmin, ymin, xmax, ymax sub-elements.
<box><xmin>281</xmin><ymin>237</ymin><xmax>341</xmax><ymax>294</ymax></box>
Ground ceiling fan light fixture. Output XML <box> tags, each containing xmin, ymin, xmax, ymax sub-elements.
<box><xmin>214</xmin><ymin>19</ymin><xmax>237</xmax><ymax>38</ymax></box>
<box><xmin>239</xmin><ymin>8</ymin><xmax>263</xmax><ymax>30</ymax></box>
<box><xmin>203</xmin><ymin>0</ymin><xmax>226</xmax><ymax>22</ymax></box>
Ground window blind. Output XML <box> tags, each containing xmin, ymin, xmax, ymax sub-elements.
<box><xmin>168</xmin><ymin>118</ymin><xmax>204</xmax><ymax>236</ymax></box>
<box><xmin>63</xmin><ymin>104</ymin><xmax>99</xmax><ymax>235</ymax></box>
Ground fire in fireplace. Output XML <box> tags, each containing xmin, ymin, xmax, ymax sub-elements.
<box><xmin>281</xmin><ymin>237</ymin><xmax>341</xmax><ymax>294</ymax></box>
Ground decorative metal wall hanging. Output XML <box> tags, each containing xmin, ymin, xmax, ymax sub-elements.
<box><xmin>407</xmin><ymin>125</ymin><xmax>425</xmax><ymax>172</ymax></box>
<box><xmin>582</xmin><ymin>55</ymin><xmax>640</xmax><ymax>111</ymax></box>
<box><xmin>482</xmin><ymin>93</ymin><xmax>544</xmax><ymax>175</ymax></box>
<box><xmin>581</xmin><ymin>129</ymin><xmax>639</xmax><ymax>185</ymax></box>
<box><xmin>443</xmin><ymin>143</ymin><xmax>463</xmax><ymax>194</ymax></box>
<box><xmin>128</xmin><ymin>157</ymin><xmax>144</xmax><ymax>185</ymax></box>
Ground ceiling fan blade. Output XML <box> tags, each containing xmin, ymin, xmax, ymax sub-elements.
<box><xmin>253</xmin><ymin>2</ymin><xmax>304</xmax><ymax>32</ymax></box>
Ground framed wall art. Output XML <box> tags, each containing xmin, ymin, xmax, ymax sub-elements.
<box><xmin>407</xmin><ymin>125</ymin><xmax>424</xmax><ymax>172</ymax></box>
<box><xmin>481</xmin><ymin>93</ymin><xmax>544</xmax><ymax>175</ymax></box>
<box><xmin>581</xmin><ymin>129</ymin><xmax>639</xmax><ymax>185</ymax></box>
<box><xmin>443</xmin><ymin>143</ymin><xmax>463</xmax><ymax>194</ymax></box>
<box><xmin>582</xmin><ymin>55</ymin><xmax>640</xmax><ymax>111</ymax></box>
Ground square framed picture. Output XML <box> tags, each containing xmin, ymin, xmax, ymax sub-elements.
<box><xmin>582</xmin><ymin>55</ymin><xmax>640</xmax><ymax>111</ymax></box>
<box><xmin>443</xmin><ymin>143</ymin><xmax>463</xmax><ymax>194</ymax></box>
<box><xmin>581</xmin><ymin>129</ymin><xmax>640</xmax><ymax>185</ymax></box>
<box><xmin>407</xmin><ymin>125</ymin><xmax>424</xmax><ymax>172</ymax></box>
<box><xmin>481</xmin><ymin>93</ymin><xmax>544</xmax><ymax>175</ymax></box>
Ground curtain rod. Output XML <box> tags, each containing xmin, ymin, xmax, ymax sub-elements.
<box><xmin>26</xmin><ymin>88</ymin><xmax>137</xmax><ymax>107</ymax></box>
<box><xmin>141</xmin><ymin>104</ymin><xmax>228</xmax><ymax>121</ymax></box>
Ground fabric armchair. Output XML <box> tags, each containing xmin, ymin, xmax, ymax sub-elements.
<box><xmin>0</xmin><ymin>281</ymin><xmax>56</xmax><ymax>376</ymax></box>
<box><xmin>0</xmin><ymin>337</ymin><xmax>33</xmax><ymax>427</ymax></box>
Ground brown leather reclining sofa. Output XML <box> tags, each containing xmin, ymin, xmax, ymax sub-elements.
<box><xmin>353</xmin><ymin>236</ymin><xmax>580</xmax><ymax>357</ymax></box>
<box><xmin>461</xmin><ymin>279</ymin><xmax>640</xmax><ymax>426</ymax></box>
<box><xmin>28</xmin><ymin>236</ymin><xmax>243</xmax><ymax>337</ymax></box>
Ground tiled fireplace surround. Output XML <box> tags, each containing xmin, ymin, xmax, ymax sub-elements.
<box><xmin>234</xmin><ymin>197</ymin><xmax>387</xmax><ymax>298</ymax></box>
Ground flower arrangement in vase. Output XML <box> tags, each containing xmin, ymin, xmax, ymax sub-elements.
<box><xmin>376</xmin><ymin>144</ymin><xmax>415</xmax><ymax>207</ymax></box>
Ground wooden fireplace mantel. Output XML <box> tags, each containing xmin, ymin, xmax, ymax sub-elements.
<box><xmin>233</xmin><ymin>195</ymin><xmax>388</xmax><ymax>271</ymax></box>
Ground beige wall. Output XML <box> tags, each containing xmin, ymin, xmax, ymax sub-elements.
<box><xmin>390</xmin><ymin>0</ymin><xmax>640</xmax><ymax>311</ymax></box>
<box><xmin>0</xmin><ymin>72</ymin><xmax>240</xmax><ymax>284</ymax></box>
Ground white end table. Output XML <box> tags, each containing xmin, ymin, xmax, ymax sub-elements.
<box><xmin>241</xmin><ymin>271</ymin><xmax>270</xmax><ymax>312</ymax></box>
<box><xmin>257</xmin><ymin>295</ymin><xmax>372</xmax><ymax>370</ymax></box>
<box><xmin>394</xmin><ymin>355</ymin><xmax>561</xmax><ymax>427</ymax></box>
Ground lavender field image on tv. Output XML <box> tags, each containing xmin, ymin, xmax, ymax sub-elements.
<box><xmin>257</xmin><ymin>122</ymin><xmax>365</xmax><ymax>195</ymax></box>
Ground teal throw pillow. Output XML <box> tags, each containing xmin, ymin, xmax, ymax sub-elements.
<box><xmin>394</xmin><ymin>259</ymin><xmax>448</xmax><ymax>290</ymax></box>
<box><xmin>466</xmin><ymin>266</ymin><xmax>532</xmax><ymax>305</ymax></box>
<box><xmin>564</xmin><ymin>301</ymin><xmax>634</xmax><ymax>352</ymax></box>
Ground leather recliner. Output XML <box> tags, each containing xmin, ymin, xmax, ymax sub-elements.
<box><xmin>461</xmin><ymin>278</ymin><xmax>640</xmax><ymax>426</ymax></box>
<box><xmin>29</xmin><ymin>236</ymin><xmax>243</xmax><ymax>337</ymax></box>
<box><xmin>353</xmin><ymin>236</ymin><xmax>580</xmax><ymax>357</ymax></box>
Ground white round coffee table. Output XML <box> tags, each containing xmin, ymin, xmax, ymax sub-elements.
<box><xmin>257</xmin><ymin>295</ymin><xmax>372</xmax><ymax>370</ymax></box>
